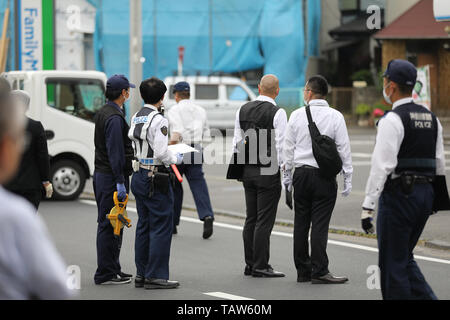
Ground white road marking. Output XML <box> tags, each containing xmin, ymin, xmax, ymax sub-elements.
<box><xmin>204</xmin><ymin>292</ymin><xmax>255</xmax><ymax>300</ymax></box>
<box><xmin>79</xmin><ymin>200</ymin><xmax>450</xmax><ymax>265</ymax></box>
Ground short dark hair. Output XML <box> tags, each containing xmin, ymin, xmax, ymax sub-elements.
<box><xmin>105</xmin><ymin>88</ymin><xmax>124</xmax><ymax>101</ymax></box>
<box><xmin>306</xmin><ymin>75</ymin><xmax>329</xmax><ymax>97</ymax></box>
<box><xmin>177</xmin><ymin>91</ymin><xmax>190</xmax><ymax>100</ymax></box>
<box><xmin>396</xmin><ymin>82</ymin><xmax>414</xmax><ymax>96</ymax></box>
<box><xmin>140</xmin><ymin>77</ymin><xmax>167</xmax><ymax>105</ymax></box>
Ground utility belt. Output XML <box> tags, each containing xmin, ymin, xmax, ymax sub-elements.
<box><xmin>139</xmin><ymin>165</ymin><xmax>175</xmax><ymax>198</ymax></box>
<box><xmin>384</xmin><ymin>172</ymin><xmax>435</xmax><ymax>196</ymax></box>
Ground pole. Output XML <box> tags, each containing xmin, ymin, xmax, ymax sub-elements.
<box><xmin>129</xmin><ymin>0</ymin><xmax>143</xmax><ymax>119</ymax></box>
<box><xmin>0</xmin><ymin>7</ymin><xmax>9</xmax><ymax>73</ymax></box>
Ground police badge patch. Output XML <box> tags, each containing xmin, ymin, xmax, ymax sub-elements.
<box><xmin>161</xmin><ymin>126</ymin><xmax>168</xmax><ymax>136</ymax></box>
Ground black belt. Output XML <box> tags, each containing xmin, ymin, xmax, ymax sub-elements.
<box><xmin>391</xmin><ymin>175</ymin><xmax>434</xmax><ymax>184</ymax></box>
<box><xmin>298</xmin><ymin>165</ymin><xmax>319</xmax><ymax>170</ymax></box>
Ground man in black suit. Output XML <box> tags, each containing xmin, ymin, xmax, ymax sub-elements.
<box><xmin>231</xmin><ymin>75</ymin><xmax>288</xmax><ymax>278</ymax></box>
<box><xmin>5</xmin><ymin>91</ymin><xmax>53</xmax><ymax>210</ymax></box>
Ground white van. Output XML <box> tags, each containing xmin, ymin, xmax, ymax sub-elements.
<box><xmin>163</xmin><ymin>76</ymin><xmax>257</xmax><ymax>129</ymax></box>
<box><xmin>3</xmin><ymin>70</ymin><xmax>107</xmax><ymax>201</ymax></box>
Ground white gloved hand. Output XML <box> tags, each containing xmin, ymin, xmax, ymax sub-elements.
<box><xmin>341</xmin><ymin>173</ymin><xmax>352</xmax><ymax>197</ymax></box>
<box><xmin>175</xmin><ymin>153</ymin><xmax>184</xmax><ymax>165</ymax></box>
<box><xmin>43</xmin><ymin>182</ymin><xmax>53</xmax><ymax>199</ymax></box>
<box><xmin>282</xmin><ymin>169</ymin><xmax>293</xmax><ymax>192</ymax></box>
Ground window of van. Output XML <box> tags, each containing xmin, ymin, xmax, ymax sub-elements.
<box><xmin>226</xmin><ymin>85</ymin><xmax>249</xmax><ymax>101</ymax></box>
<box><xmin>196</xmin><ymin>84</ymin><xmax>219</xmax><ymax>100</ymax></box>
<box><xmin>46</xmin><ymin>79</ymin><xmax>105</xmax><ymax>122</ymax></box>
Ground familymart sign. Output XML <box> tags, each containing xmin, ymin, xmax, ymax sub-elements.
<box><xmin>16</xmin><ymin>0</ymin><xmax>55</xmax><ymax>70</ymax></box>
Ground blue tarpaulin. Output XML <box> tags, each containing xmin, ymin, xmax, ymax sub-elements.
<box><xmin>3</xmin><ymin>0</ymin><xmax>321</xmax><ymax>88</ymax></box>
<box><xmin>92</xmin><ymin>0</ymin><xmax>321</xmax><ymax>87</ymax></box>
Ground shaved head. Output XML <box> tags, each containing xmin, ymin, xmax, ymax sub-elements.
<box><xmin>259</xmin><ymin>75</ymin><xmax>280</xmax><ymax>98</ymax></box>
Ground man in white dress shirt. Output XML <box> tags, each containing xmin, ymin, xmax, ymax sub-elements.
<box><xmin>167</xmin><ymin>82</ymin><xmax>214</xmax><ymax>239</ymax></box>
<box><xmin>232</xmin><ymin>74</ymin><xmax>287</xmax><ymax>278</ymax></box>
<box><xmin>362</xmin><ymin>60</ymin><xmax>443</xmax><ymax>300</ymax></box>
<box><xmin>0</xmin><ymin>78</ymin><xmax>71</xmax><ymax>300</ymax></box>
<box><xmin>283</xmin><ymin>75</ymin><xmax>352</xmax><ymax>284</ymax></box>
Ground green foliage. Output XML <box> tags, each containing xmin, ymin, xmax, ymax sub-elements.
<box><xmin>373</xmin><ymin>100</ymin><xmax>391</xmax><ymax>112</ymax></box>
<box><xmin>351</xmin><ymin>69</ymin><xmax>375</xmax><ymax>86</ymax></box>
<box><xmin>355</xmin><ymin>103</ymin><xmax>372</xmax><ymax>116</ymax></box>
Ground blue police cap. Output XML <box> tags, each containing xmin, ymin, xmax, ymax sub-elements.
<box><xmin>383</xmin><ymin>59</ymin><xmax>417</xmax><ymax>86</ymax></box>
<box><xmin>173</xmin><ymin>82</ymin><xmax>190</xmax><ymax>93</ymax></box>
<box><xmin>107</xmin><ymin>74</ymin><xmax>136</xmax><ymax>91</ymax></box>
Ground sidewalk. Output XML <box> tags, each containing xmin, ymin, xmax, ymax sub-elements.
<box><xmin>80</xmin><ymin>190</ymin><xmax>450</xmax><ymax>252</ymax></box>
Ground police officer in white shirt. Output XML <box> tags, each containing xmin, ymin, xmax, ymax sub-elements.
<box><xmin>0</xmin><ymin>79</ymin><xmax>71</xmax><ymax>300</ymax></box>
<box><xmin>362</xmin><ymin>60</ymin><xmax>444</xmax><ymax>300</ymax></box>
<box><xmin>167</xmin><ymin>82</ymin><xmax>214</xmax><ymax>239</ymax></box>
<box><xmin>283</xmin><ymin>75</ymin><xmax>352</xmax><ymax>284</ymax></box>
<box><xmin>129</xmin><ymin>77</ymin><xmax>183</xmax><ymax>290</ymax></box>
<box><xmin>232</xmin><ymin>74</ymin><xmax>287</xmax><ymax>278</ymax></box>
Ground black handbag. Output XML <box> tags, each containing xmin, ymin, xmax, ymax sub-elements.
<box><xmin>305</xmin><ymin>106</ymin><xmax>343</xmax><ymax>178</ymax></box>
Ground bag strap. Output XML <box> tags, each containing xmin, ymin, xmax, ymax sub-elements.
<box><xmin>305</xmin><ymin>105</ymin><xmax>314</xmax><ymax>126</ymax></box>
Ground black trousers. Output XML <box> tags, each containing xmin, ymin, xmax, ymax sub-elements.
<box><xmin>293</xmin><ymin>167</ymin><xmax>337</xmax><ymax>279</ymax></box>
<box><xmin>242</xmin><ymin>171</ymin><xmax>281</xmax><ymax>270</ymax></box>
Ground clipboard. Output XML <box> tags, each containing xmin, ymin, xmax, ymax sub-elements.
<box><xmin>432</xmin><ymin>175</ymin><xmax>450</xmax><ymax>212</ymax></box>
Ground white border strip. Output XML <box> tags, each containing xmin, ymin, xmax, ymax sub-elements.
<box><xmin>80</xmin><ymin>200</ymin><xmax>450</xmax><ymax>265</ymax></box>
<box><xmin>204</xmin><ymin>292</ymin><xmax>255</xmax><ymax>301</ymax></box>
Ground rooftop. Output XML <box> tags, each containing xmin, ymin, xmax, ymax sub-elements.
<box><xmin>375</xmin><ymin>0</ymin><xmax>450</xmax><ymax>40</ymax></box>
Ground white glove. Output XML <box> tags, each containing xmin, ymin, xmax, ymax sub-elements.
<box><xmin>175</xmin><ymin>153</ymin><xmax>184</xmax><ymax>165</ymax></box>
<box><xmin>282</xmin><ymin>169</ymin><xmax>293</xmax><ymax>192</ymax></box>
<box><xmin>43</xmin><ymin>182</ymin><xmax>53</xmax><ymax>199</ymax></box>
<box><xmin>341</xmin><ymin>173</ymin><xmax>352</xmax><ymax>197</ymax></box>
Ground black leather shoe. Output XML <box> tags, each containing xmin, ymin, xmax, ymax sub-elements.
<box><xmin>244</xmin><ymin>265</ymin><xmax>252</xmax><ymax>276</ymax></box>
<box><xmin>144</xmin><ymin>278</ymin><xmax>180</xmax><ymax>290</ymax></box>
<box><xmin>135</xmin><ymin>275</ymin><xmax>145</xmax><ymax>288</ymax></box>
<box><xmin>312</xmin><ymin>273</ymin><xmax>348</xmax><ymax>284</ymax></box>
<box><xmin>252</xmin><ymin>266</ymin><xmax>285</xmax><ymax>278</ymax></box>
<box><xmin>119</xmin><ymin>272</ymin><xmax>133</xmax><ymax>280</ymax></box>
<box><xmin>297</xmin><ymin>275</ymin><xmax>312</xmax><ymax>283</ymax></box>
<box><xmin>203</xmin><ymin>216</ymin><xmax>214</xmax><ymax>239</ymax></box>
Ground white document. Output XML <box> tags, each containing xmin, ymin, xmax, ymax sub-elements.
<box><xmin>168</xmin><ymin>143</ymin><xmax>199</xmax><ymax>154</ymax></box>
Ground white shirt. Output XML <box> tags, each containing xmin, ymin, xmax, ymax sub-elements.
<box><xmin>0</xmin><ymin>187</ymin><xmax>72</xmax><ymax>300</ymax></box>
<box><xmin>363</xmin><ymin>97</ymin><xmax>445</xmax><ymax>210</ymax></box>
<box><xmin>167</xmin><ymin>99</ymin><xmax>211</xmax><ymax>145</ymax></box>
<box><xmin>143</xmin><ymin>104</ymin><xmax>177</xmax><ymax>165</ymax></box>
<box><xmin>283</xmin><ymin>99</ymin><xmax>353</xmax><ymax>176</ymax></box>
<box><xmin>232</xmin><ymin>95</ymin><xmax>288</xmax><ymax>167</ymax></box>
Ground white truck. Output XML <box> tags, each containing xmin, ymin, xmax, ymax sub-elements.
<box><xmin>163</xmin><ymin>76</ymin><xmax>257</xmax><ymax>129</ymax></box>
<box><xmin>3</xmin><ymin>70</ymin><xmax>107</xmax><ymax>201</ymax></box>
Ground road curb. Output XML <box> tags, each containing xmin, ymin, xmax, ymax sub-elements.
<box><xmin>80</xmin><ymin>193</ymin><xmax>449</xmax><ymax>251</ymax></box>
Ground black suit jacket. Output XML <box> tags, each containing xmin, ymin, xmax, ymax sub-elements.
<box><xmin>5</xmin><ymin>117</ymin><xmax>51</xmax><ymax>193</ymax></box>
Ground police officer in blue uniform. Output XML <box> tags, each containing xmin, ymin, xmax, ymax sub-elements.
<box><xmin>93</xmin><ymin>75</ymin><xmax>135</xmax><ymax>285</ymax></box>
<box><xmin>362</xmin><ymin>60</ymin><xmax>445</xmax><ymax>300</ymax></box>
<box><xmin>129</xmin><ymin>77</ymin><xmax>183</xmax><ymax>290</ymax></box>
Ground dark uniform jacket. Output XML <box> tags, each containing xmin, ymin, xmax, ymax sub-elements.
<box><xmin>6</xmin><ymin>118</ymin><xmax>50</xmax><ymax>193</ymax></box>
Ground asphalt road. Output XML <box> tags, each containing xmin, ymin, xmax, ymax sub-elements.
<box><xmin>39</xmin><ymin>200</ymin><xmax>450</xmax><ymax>300</ymax></box>
<box><xmin>176</xmin><ymin>128</ymin><xmax>450</xmax><ymax>244</ymax></box>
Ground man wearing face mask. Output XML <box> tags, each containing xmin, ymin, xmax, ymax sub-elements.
<box><xmin>93</xmin><ymin>74</ymin><xmax>135</xmax><ymax>285</ymax></box>
<box><xmin>362</xmin><ymin>60</ymin><xmax>444</xmax><ymax>300</ymax></box>
<box><xmin>283</xmin><ymin>75</ymin><xmax>352</xmax><ymax>284</ymax></box>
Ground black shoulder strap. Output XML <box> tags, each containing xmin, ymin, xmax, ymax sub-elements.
<box><xmin>305</xmin><ymin>105</ymin><xmax>314</xmax><ymax>126</ymax></box>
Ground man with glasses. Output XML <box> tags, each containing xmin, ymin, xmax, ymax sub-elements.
<box><xmin>283</xmin><ymin>75</ymin><xmax>352</xmax><ymax>284</ymax></box>
<box><xmin>0</xmin><ymin>78</ymin><xmax>71</xmax><ymax>300</ymax></box>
